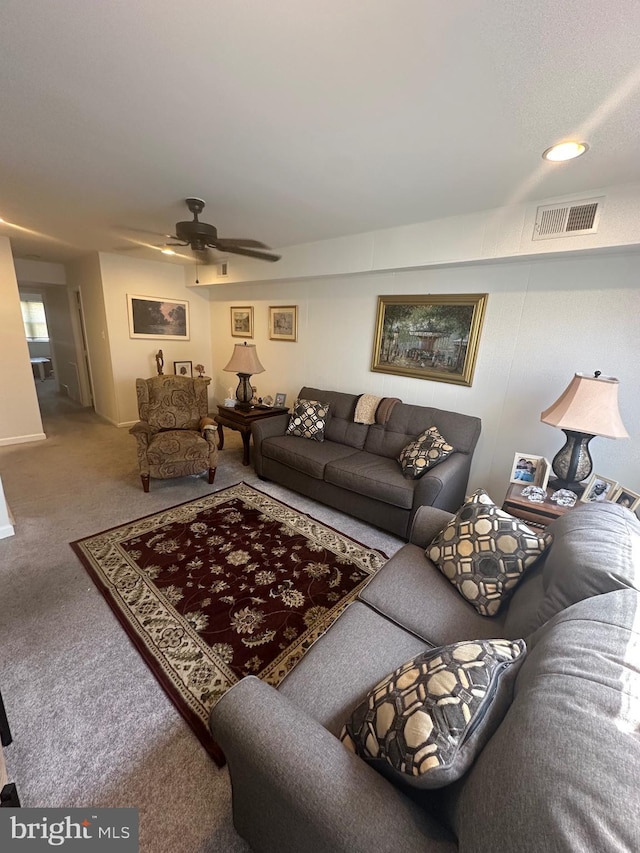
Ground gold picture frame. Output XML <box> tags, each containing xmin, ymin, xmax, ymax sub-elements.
<box><xmin>269</xmin><ymin>305</ymin><xmax>297</xmax><ymax>341</ymax></box>
<box><xmin>371</xmin><ymin>294</ymin><xmax>487</xmax><ymax>386</ymax></box>
<box><xmin>230</xmin><ymin>306</ymin><xmax>254</xmax><ymax>338</ymax></box>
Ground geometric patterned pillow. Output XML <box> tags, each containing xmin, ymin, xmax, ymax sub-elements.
<box><xmin>398</xmin><ymin>426</ymin><xmax>455</xmax><ymax>479</ymax></box>
<box><xmin>285</xmin><ymin>398</ymin><xmax>330</xmax><ymax>442</ymax></box>
<box><xmin>427</xmin><ymin>489</ymin><xmax>552</xmax><ymax>616</ymax></box>
<box><xmin>340</xmin><ymin>638</ymin><xmax>526</xmax><ymax>789</ymax></box>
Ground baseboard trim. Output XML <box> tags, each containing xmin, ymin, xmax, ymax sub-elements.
<box><xmin>0</xmin><ymin>523</ymin><xmax>15</xmax><ymax>540</ymax></box>
<box><xmin>0</xmin><ymin>432</ymin><xmax>46</xmax><ymax>447</ymax></box>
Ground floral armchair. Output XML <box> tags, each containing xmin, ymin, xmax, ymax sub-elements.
<box><xmin>129</xmin><ymin>375</ymin><xmax>218</xmax><ymax>492</ymax></box>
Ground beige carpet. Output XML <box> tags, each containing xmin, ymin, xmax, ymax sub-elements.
<box><xmin>0</xmin><ymin>380</ymin><xmax>403</xmax><ymax>852</ymax></box>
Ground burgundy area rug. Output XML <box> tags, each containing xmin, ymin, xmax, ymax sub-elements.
<box><xmin>70</xmin><ymin>483</ymin><xmax>387</xmax><ymax>763</ymax></box>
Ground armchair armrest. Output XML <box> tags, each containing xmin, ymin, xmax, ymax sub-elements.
<box><xmin>128</xmin><ymin>421</ymin><xmax>154</xmax><ymax>443</ymax></box>
<box><xmin>210</xmin><ymin>676</ymin><xmax>455</xmax><ymax>853</ymax></box>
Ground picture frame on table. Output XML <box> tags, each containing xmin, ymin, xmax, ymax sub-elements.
<box><xmin>269</xmin><ymin>306</ymin><xmax>297</xmax><ymax>341</ymax></box>
<box><xmin>230</xmin><ymin>306</ymin><xmax>254</xmax><ymax>338</ymax></box>
<box><xmin>127</xmin><ymin>294</ymin><xmax>189</xmax><ymax>340</ymax></box>
<box><xmin>509</xmin><ymin>453</ymin><xmax>550</xmax><ymax>489</ymax></box>
<box><xmin>580</xmin><ymin>474</ymin><xmax>618</xmax><ymax>504</ymax></box>
<box><xmin>609</xmin><ymin>485</ymin><xmax>640</xmax><ymax>511</ymax></box>
<box><xmin>274</xmin><ymin>392</ymin><xmax>287</xmax><ymax>408</ymax></box>
<box><xmin>370</xmin><ymin>293</ymin><xmax>487</xmax><ymax>387</ymax></box>
<box><xmin>174</xmin><ymin>360</ymin><xmax>193</xmax><ymax>377</ymax></box>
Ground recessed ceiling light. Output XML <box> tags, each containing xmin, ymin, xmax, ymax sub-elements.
<box><xmin>542</xmin><ymin>141</ymin><xmax>589</xmax><ymax>162</ymax></box>
<box><xmin>161</xmin><ymin>248</ymin><xmax>176</xmax><ymax>255</ymax></box>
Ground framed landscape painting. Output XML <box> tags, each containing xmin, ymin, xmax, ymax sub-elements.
<box><xmin>371</xmin><ymin>294</ymin><xmax>487</xmax><ymax>386</ymax></box>
<box><xmin>230</xmin><ymin>306</ymin><xmax>254</xmax><ymax>338</ymax></box>
<box><xmin>269</xmin><ymin>305</ymin><xmax>297</xmax><ymax>341</ymax></box>
<box><xmin>127</xmin><ymin>294</ymin><xmax>189</xmax><ymax>340</ymax></box>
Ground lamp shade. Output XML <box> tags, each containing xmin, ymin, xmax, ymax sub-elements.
<box><xmin>540</xmin><ymin>373</ymin><xmax>628</xmax><ymax>439</ymax></box>
<box><xmin>223</xmin><ymin>343</ymin><xmax>265</xmax><ymax>375</ymax></box>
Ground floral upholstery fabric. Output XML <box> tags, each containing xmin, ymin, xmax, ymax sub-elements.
<box><xmin>130</xmin><ymin>376</ymin><xmax>217</xmax><ymax>484</ymax></box>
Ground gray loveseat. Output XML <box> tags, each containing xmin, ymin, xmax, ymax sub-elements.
<box><xmin>210</xmin><ymin>501</ymin><xmax>640</xmax><ymax>853</ymax></box>
<box><xmin>252</xmin><ymin>386</ymin><xmax>481</xmax><ymax>539</ymax></box>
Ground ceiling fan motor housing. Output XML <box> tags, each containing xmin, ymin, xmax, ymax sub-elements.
<box><xmin>175</xmin><ymin>220</ymin><xmax>218</xmax><ymax>245</ymax></box>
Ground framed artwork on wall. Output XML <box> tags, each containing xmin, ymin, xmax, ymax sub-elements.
<box><xmin>230</xmin><ymin>306</ymin><xmax>254</xmax><ymax>338</ymax></box>
<box><xmin>174</xmin><ymin>360</ymin><xmax>193</xmax><ymax>377</ymax></box>
<box><xmin>127</xmin><ymin>294</ymin><xmax>189</xmax><ymax>340</ymax></box>
<box><xmin>370</xmin><ymin>293</ymin><xmax>487</xmax><ymax>386</ymax></box>
<box><xmin>269</xmin><ymin>305</ymin><xmax>297</xmax><ymax>341</ymax></box>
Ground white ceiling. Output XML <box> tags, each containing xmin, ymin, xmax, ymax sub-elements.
<box><xmin>3</xmin><ymin>1</ymin><xmax>640</xmax><ymax>266</ymax></box>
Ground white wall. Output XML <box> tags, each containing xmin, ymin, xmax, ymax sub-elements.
<box><xmin>209</xmin><ymin>251</ymin><xmax>640</xmax><ymax>502</ymax></box>
<box><xmin>97</xmin><ymin>253</ymin><xmax>213</xmax><ymax>426</ymax></box>
<box><xmin>0</xmin><ymin>237</ymin><xmax>45</xmax><ymax>445</ymax></box>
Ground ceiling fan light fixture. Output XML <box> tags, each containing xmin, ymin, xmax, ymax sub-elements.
<box><xmin>542</xmin><ymin>141</ymin><xmax>589</xmax><ymax>162</ymax></box>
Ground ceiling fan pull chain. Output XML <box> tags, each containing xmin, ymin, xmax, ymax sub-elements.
<box><xmin>195</xmin><ymin>259</ymin><xmax>199</xmax><ymax>285</ymax></box>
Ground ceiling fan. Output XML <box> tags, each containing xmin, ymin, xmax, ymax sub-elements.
<box><xmin>166</xmin><ymin>197</ymin><xmax>281</xmax><ymax>263</ymax></box>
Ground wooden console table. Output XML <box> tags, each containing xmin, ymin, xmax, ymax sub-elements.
<box><xmin>502</xmin><ymin>483</ymin><xmax>576</xmax><ymax>529</ymax></box>
<box><xmin>215</xmin><ymin>405</ymin><xmax>289</xmax><ymax>466</ymax></box>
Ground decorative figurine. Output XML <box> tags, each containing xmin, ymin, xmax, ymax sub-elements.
<box><xmin>155</xmin><ymin>350</ymin><xmax>164</xmax><ymax>375</ymax></box>
<box><xmin>194</xmin><ymin>363</ymin><xmax>206</xmax><ymax>378</ymax></box>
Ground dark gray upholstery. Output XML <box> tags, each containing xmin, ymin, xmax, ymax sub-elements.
<box><xmin>252</xmin><ymin>386</ymin><xmax>481</xmax><ymax>538</ymax></box>
<box><xmin>210</xmin><ymin>501</ymin><xmax>640</xmax><ymax>853</ymax></box>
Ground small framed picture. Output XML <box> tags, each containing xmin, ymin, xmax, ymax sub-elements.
<box><xmin>174</xmin><ymin>360</ymin><xmax>193</xmax><ymax>377</ymax></box>
<box><xmin>580</xmin><ymin>474</ymin><xmax>618</xmax><ymax>504</ymax></box>
<box><xmin>609</xmin><ymin>486</ymin><xmax>640</xmax><ymax>511</ymax></box>
<box><xmin>269</xmin><ymin>305</ymin><xmax>297</xmax><ymax>341</ymax></box>
<box><xmin>274</xmin><ymin>392</ymin><xmax>287</xmax><ymax>408</ymax></box>
<box><xmin>509</xmin><ymin>453</ymin><xmax>550</xmax><ymax>489</ymax></box>
<box><xmin>230</xmin><ymin>306</ymin><xmax>254</xmax><ymax>338</ymax></box>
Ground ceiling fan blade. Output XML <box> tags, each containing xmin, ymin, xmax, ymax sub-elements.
<box><xmin>212</xmin><ymin>243</ymin><xmax>281</xmax><ymax>262</ymax></box>
<box><xmin>215</xmin><ymin>238</ymin><xmax>271</xmax><ymax>249</ymax></box>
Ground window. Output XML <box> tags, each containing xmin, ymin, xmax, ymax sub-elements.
<box><xmin>20</xmin><ymin>298</ymin><xmax>49</xmax><ymax>341</ymax></box>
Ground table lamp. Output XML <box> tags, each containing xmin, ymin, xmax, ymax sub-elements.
<box><xmin>540</xmin><ymin>371</ymin><xmax>628</xmax><ymax>494</ymax></box>
<box><xmin>223</xmin><ymin>343</ymin><xmax>264</xmax><ymax>410</ymax></box>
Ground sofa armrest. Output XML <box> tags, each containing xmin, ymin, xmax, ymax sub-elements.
<box><xmin>210</xmin><ymin>676</ymin><xmax>456</xmax><ymax>853</ymax></box>
<box><xmin>412</xmin><ymin>451</ymin><xmax>472</xmax><ymax>514</ymax></box>
<box><xmin>409</xmin><ymin>505</ymin><xmax>454</xmax><ymax>549</ymax></box>
<box><xmin>251</xmin><ymin>413</ymin><xmax>291</xmax><ymax>476</ymax></box>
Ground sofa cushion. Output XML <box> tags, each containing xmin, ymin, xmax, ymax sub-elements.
<box><xmin>299</xmin><ymin>387</ymin><xmax>370</xmax><ymax>449</ymax></box>
<box><xmin>340</xmin><ymin>638</ymin><xmax>526</xmax><ymax>789</ymax></box>
<box><xmin>325</xmin><ymin>452</ymin><xmax>416</xmax><ymax>510</ymax></box>
<box><xmin>261</xmin><ymin>436</ymin><xmax>360</xmax><ymax>480</ymax></box>
<box><xmin>359</xmin><ymin>543</ymin><xmax>507</xmax><ymax>646</ymax></box>
<box><xmin>399</xmin><ymin>426</ymin><xmax>454</xmax><ymax>479</ymax></box>
<box><xmin>428</xmin><ymin>489</ymin><xmax>551</xmax><ymax>616</ymax></box>
<box><xmin>533</xmin><ymin>501</ymin><xmax>640</xmax><ymax>628</ymax></box>
<box><xmin>448</xmin><ymin>589</ymin><xmax>640</xmax><ymax>853</ymax></box>
<box><xmin>278</xmin><ymin>601</ymin><xmax>430</xmax><ymax>734</ymax></box>
<box><xmin>286</xmin><ymin>398</ymin><xmax>330</xmax><ymax>441</ymax></box>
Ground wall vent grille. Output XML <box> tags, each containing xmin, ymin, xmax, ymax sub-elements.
<box><xmin>533</xmin><ymin>197</ymin><xmax>603</xmax><ymax>240</ymax></box>
<box><xmin>218</xmin><ymin>261</ymin><xmax>228</xmax><ymax>277</ymax></box>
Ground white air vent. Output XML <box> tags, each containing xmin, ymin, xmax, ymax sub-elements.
<box><xmin>532</xmin><ymin>197</ymin><xmax>603</xmax><ymax>240</ymax></box>
<box><xmin>218</xmin><ymin>261</ymin><xmax>228</xmax><ymax>277</ymax></box>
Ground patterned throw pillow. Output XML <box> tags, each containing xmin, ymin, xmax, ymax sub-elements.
<box><xmin>285</xmin><ymin>398</ymin><xmax>330</xmax><ymax>442</ymax></box>
<box><xmin>428</xmin><ymin>489</ymin><xmax>552</xmax><ymax>616</ymax></box>
<box><xmin>341</xmin><ymin>638</ymin><xmax>526</xmax><ymax>789</ymax></box>
<box><xmin>398</xmin><ymin>426</ymin><xmax>454</xmax><ymax>479</ymax></box>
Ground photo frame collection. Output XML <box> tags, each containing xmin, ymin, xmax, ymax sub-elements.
<box><xmin>580</xmin><ymin>475</ymin><xmax>640</xmax><ymax>510</ymax></box>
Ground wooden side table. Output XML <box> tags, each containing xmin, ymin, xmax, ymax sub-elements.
<box><xmin>215</xmin><ymin>405</ymin><xmax>289</xmax><ymax>466</ymax></box>
<box><xmin>502</xmin><ymin>483</ymin><xmax>576</xmax><ymax>529</ymax></box>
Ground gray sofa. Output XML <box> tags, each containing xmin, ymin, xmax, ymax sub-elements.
<box><xmin>251</xmin><ymin>387</ymin><xmax>481</xmax><ymax>539</ymax></box>
<box><xmin>210</xmin><ymin>501</ymin><xmax>640</xmax><ymax>853</ymax></box>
